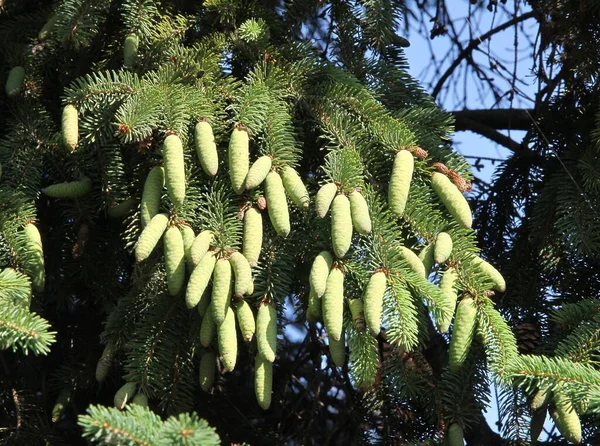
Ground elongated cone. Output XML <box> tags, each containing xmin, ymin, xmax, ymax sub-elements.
<box><xmin>229</xmin><ymin>127</ymin><xmax>249</xmax><ymax>194</ymax></box>
<box><xmin>179</xmin><ymin>225</ymin><xmax>195</xmax><ymax>270</ymax></box>
<box><xmin>265</xmin><ymin>171</ymin><xmax>290</xmax><ymax>237</ymax></box>
<box><xmin>363</xmin><ymin>271</ymin><xmax>387</xmax><ymax>337</ymax></box>
<box><xmin>419</xmin><ymin>243</ymin><xmax>435</xmax><ymax>277</ymax></box>
<box><xmin>315</xmin><ymin>183</ymin><xmax>337</xmax><ymax>218</ymax></box>
<box><xmin>218</xmin><ymin>306</ymin><xmax>238</xmax><ymax>372</ymax></box>
<box><xmin>123</xmin><ymin>34</ymin><xmax>139</xmax><ymax>68</ymax></box>
<box><xmin>436</xmin><ymin>267</ymin><xmax>458</xmax><ymax>333</ymax></box>
<box><xmin>235</xmin><ymin>299</ymin><xmax>256</xmax><ymax>342</ymax></box>
<box><xmin>329</xmin><ymin>329</ymin><xmax>345</xmax><ymax>367</ymax></box>
<box><xmin>199</xmin><ymin>352</ymin><xmax>217</xmax><ymax>392</ymax></box>
<box><xmin>281</xmin><ymin>166</ymin><xmax>309</xmax><ymax>209</ymax></box>
<box><xmin>349</xmin><ymin>298</ymin><xmax>366</xmax><ymax>332</ymax></box>
<box><xmin>322</xmin><ymin>267</ymin><xmax>344</xmax><ymax>341</ymax></box>
<box><xmin>255</xmin><ymin>355</ymin><xmax>273</xmax><ymax>410</ymax></box>
<box><xmin>200</xmin><ymin>308</ymin><xmax>216</xmax><ymax>347</ymax></box>
<box><xmin>309</xmin><ymin>251</ymin><xmax>333</xmax><ymax>298</ymax></box>
<box><xmin>243</xmin><ymin>208</ymin><xmax>262</xmax><ymax>267</ymax></box>
<box><xmin>349</xmin><ymin>190</ymin><xmax>371</xmax><ymax>234</ymax></box>
<box><xmin>472</xmin><ymin>256</ymin><xmax>506</xmax><ymax>293</ymax></box>
<box><xmin>114</xmin><ymin>382</ymin><xmax>137</xmax><ymax>410</ymax></box>
<box><xmin>245</xmin><ymin>155</ymin><xmax>272</xmax><ymax>190</ymax></box>
<box><xmin>62</xmin><ymin>104</ymin><xmax>79</xmax><ymax>150</ymax></box>
<box><xmin>135</xmin><ymin>213</ymin><xmax>169</xmax><ymax>262</ymax></box>
<box><xmin>434</xmin><ymin>232</ymin><xmax>453</xmax><ymax>264</ymax></box>
<box><xmin>211</xmin><ymin>259</ymin><xmax>232</xmax><ymax>325</ymax></box>
<box><xmin>448</xmin><ymin>297</ymin><xmax>477</xmax><ymax>373</ymax></box>
<box><xmin>388</xmin><ymin>150</ymin><xmax>414</xmax><ymax>216</ymax></box>
<box><xmin>194</xmin><ymin>120</ymin><xmax>219</xmax><ymax>176</ymax></box>
<box><xmin>190</xmin><ymin>230</ymin><xmax>213</xmax><ymax>267</ymax></box>
<box><xmin>331</xmin><ymin>194</ymin><xmax>352</xmax><ymax>258</ymax></box>
<box><xmin>550</xmin><ymin>392</ymin><xmax>582</xmax><ymax>444</ymax></box>
<box><xmin>162</xmin><ymin>134</ymin><xmax>186</xmax><ymax>207</ymax></box>
<box><xmin>23</xmin><ymin>223</ymin><xmax>45</xmax><ymax>292</ymax></box>
<box><xmin>164</xmin><ymin>226</ymin><xmax>185</xmax><ymax>296</ymax></box>
<box><xmin>431</xmin><ymin>172</ymin><xmax>472</xmax><ymax>229</ymax></box>
<box><xmin>400</xmin><ymin>246</ymin><xmax>426</xmax><ymax>278</ymax></box>
<box><xmin>43</xmin><ymin>177</ymin><xmax>92</xmax><ymax>198</ymax></box>
<box><xmin>257</xmin><ymin>301</ymin><xmax>277</xmax><ymax>362</ymax></box>
<box><xmin>141</xmin><ymin>166</ymin><xmax>164</xmax><ymax>227</ymax></box>
<box><xmin>229</xmin><ymin>252</ymin><xmax>253</xmax><ymax>296</ymax></box>
<box><xmin>186</xmin><ymin>251</ymin><xmax>216</xmax><ymax>309</ymax></box>
<box><xmin>6</xmin><ymin>66</ymin><xmax>25</xmax><ymax>97</ymax></box>
<box><xmin>446</xmin><ymin>423</ymin><xmax>464</xmax><ymax>446</ymax></box>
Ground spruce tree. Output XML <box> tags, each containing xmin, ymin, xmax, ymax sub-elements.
<box><xmin>0</xmin><ymin>1</ymin><xmax>598</xmax><ymax>444</ymax></box>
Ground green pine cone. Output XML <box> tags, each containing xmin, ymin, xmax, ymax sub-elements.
<box><xmin>431</xmin><ymin>172</ymin><xmax>472</xmax><ymax>229</ymax></box>
<box><xmin>329</xmin><ymin>328</ymin><xmax>346</xmax><ymax>367</ymax></box>
<box><xmin>131</xmin><ymin>393</ymin><xmax>148</xmax><ymax>407</ymax></box>
<box><xmin>448</xmin><ymin>297</ymin><xmax>477</xmax><ymax>373</ymax></box>
<box><xmin>322</xmin><ymin>267</ymin><xmax>344</xmax><ymax>341</ymax></box>
<box><xmin>400</xmin><ymin>246</ymin><xmax>426</xmax><ymax>278</ymax></box>
<box><xmin>5</xmin><ymin>66</ymin><xmax>25</xmax><ymax>97</ymax></box>
<box><xmin>255</xmin><ymin>355</ymin><xmax>273</xmax><ymax>410</ymax></box>
<box><xmin>218</xmin><ymin>306</ymin><xmax>238</xmax><ymax>372</ymax></box>
<box><xmin>107</xmin><ymin>198</ymin><xmax>136</xmax><ymax>218</ymax></box>
<box><xmin>62</xmin><ymin>104</ymin><xmax>79</xmax><ymax>151</ymax></box>
<box><xmin>331</xmin><ymin>194</ymin><xmax>352</xmax><ymax>258</ymax></box>
<box><xmin>349</xmin><ymin>298</ymin><xmax>366</xmax><ymax>332</ymax></box>
<box><xmin>194</xmin><ymin>120</ymin><xmax>219</xmax><ymax>176</ymax></box>
<box><xmin>235</xmin><ymin>299</ymin><xmax>256</xmax><ymax>342</ymax></box>
<box><xmin>190</xmin><ymin>230</ymin><xmax>214</xmax><ymax>267</ymax></box>
<box><xmin>199</xmin><ymin>307</ymin><xmax>217</xmax><ymax>348</ymax></box>
<box><xmin>245</xmin><ymin>155</ymin><xmax>272</xmax><ymax>190</ymax></box>
<box><xmin>418</xmin><ymin>243</ymin><xmax>435</xmax><ymax>277</ymax></box>
<box><xmin>141</xmin><ymin>166</ymin><xmax>165</xmax><ymax>227</ymax></box>
<box><xmin>43</xmin><ymin>177</ymin><xmax>92</xmax><ymax>198</ymax></box>
<box><xmin>550</xmin><ymin>392</ymin><xmax>582</xmax><ymax>444</ymax></box>
<box><xmin>199</xmin><ymin>352</ymin><xmax>217</xmax><ymax>392</ymax></box>
<box><xmin>123</xmin><ymin>34</ymin><xmax>139</xmax><ymax>68</ymax></box>
<box><xmin>349</xmin><ymin>190</ymin><xmax>372</xmax><ymax>234</ymax></box>
<box><xmin>315</xmin><ymin>183</ymin><xmax>337</xmax><ymax>218</ymax></box>
<box><xmin>212</xmin><ymin>258</ymin><xmax>232</xmax><ymax>325</ymax></box>
<box><xmin>23</xmin><ymin>223</ymin><xmax>45</xmax><ymax>292</ymax></box>
<box><xmin>472</xmin><ymin>256</ymin><xmax>506</xmax><ymax>293</ymax></box>
<box><xmin>436</xmin><ymin>267</ymin><xmax>459</xmax><ymax>334</ymax></box>
<box><xmin>446</xmin><ymin>423</ymin><xmax>464</xmax><ymax>446</ymax></box>
<box><xmin>163</xmin><ymin>226</ymin><xmax>185</xmax><ymax>296</ymax></box>
<box><xmin>281</xmin><ymin>166</ymin><xmax>309</xmax><ymax>209</ymax></box>
<box><xmin>309</xmin><ymin>251</ymin><xmax>333</xmax><ymax>298</ymax></box>
<box><xmin>95</xmin><ymin>343</ymin><xmax>114</xmax><ymax>383</ymax></box>
<box><xmin>243</xmin><ymin>207</ymin><xmax>263</xmax><ymax>267</ymax></box>
<box><xmin>135</xmin><ymin>213</ymin><xmax>169</xmax><ymax>263</ymax></box>
<box><xmin>306</xmin><ymin>286</ymin><xmax>321</xmax><ymax>322</ymax></box>
<box><xmin>179</xmin><ymin>225</ymin><xmax>195</xmax><ymax>270</ymax></box>
<box><xmin>257</xmin><ymin>301</ymin><xmax>277</xmax><ymax>363</ymax></box>
<box><xmin>530</xmin><ymin>406</ymin><xmax>547</xmax><ymax>442</ymax></box>
<box><xmin>388</xmin><ymin>150</ymin><xmax>414</xmax><ymax>216</ymax></box>
<box><xmin>229</xmin><ymin>251</ymin><xmax>253</xmax><ymax>296</ymax></box>
<box><xmin>52</xmin><ymin>389</ymin><xmax>72</xmax><ymax>423</ymax></box>
<box><xmin>114</xmin><ymin>382</ymin><xmax>137</xmax><ymax>410</ymax></box>
<box><xmin>363</xmin><ymin>271</ymin><xmax>387</xmax><ymax>337</ymax></box>
<box><xmin>265</xmin><ymin>171</ymin><xmax>290</xmax><ymax>237</ymax></box>
<box><xmin>229</xmin><ymin>127</ymin><xmax>249</xmax><ymax>194</ymax></box>
<box><xmin>186</xmin><ymin>251</ymin><xmax>216</xmax><ymax>309</ymax></box>
<box><xmin>162</xmin><ymin>134</ymin><xmax>186</xmax><ymax>207</ymax></box>
<box><xmin>434</xmin><ymin>232</ymin><xmax>453</xmax><ymax>264</ymax></box>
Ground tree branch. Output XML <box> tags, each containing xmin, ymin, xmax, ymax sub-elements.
<box><xmin>432</xmin><ymin>11</ymin><xmax>538</xmax><ymax>98</ymax></box>
<box><xmin>454</xmin><ymin>116</ymin><xmax>522</xmax><ymax>152</ymax></box>
<box><xmin>453</xmin><ymin>109</ymin><xmax>533</xmax><ymax>131</ymax></box>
